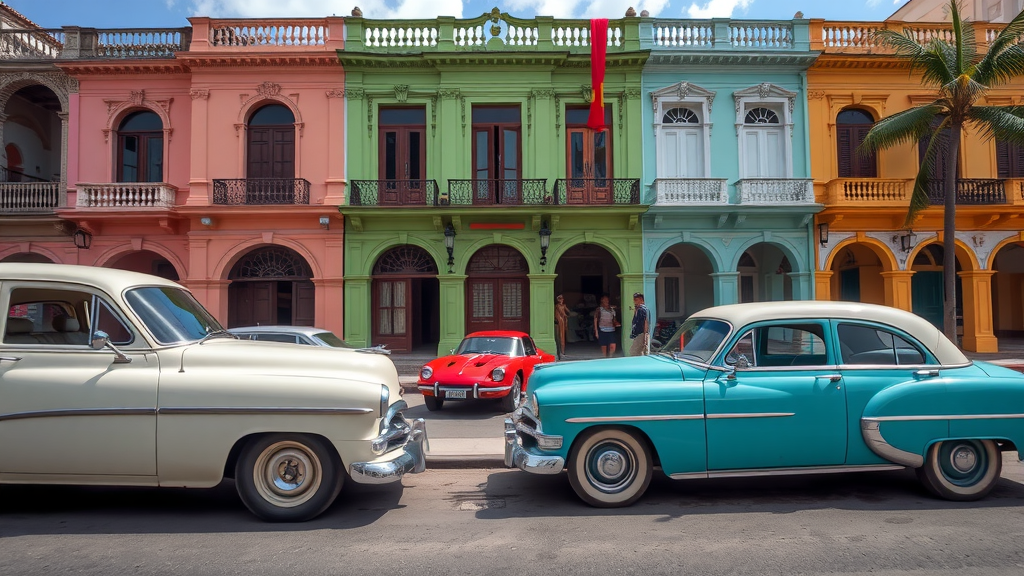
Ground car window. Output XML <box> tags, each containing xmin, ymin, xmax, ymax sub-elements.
<box><xmin>725</xmin><ymin>330</ymin><xmax>756</xmax><ymax>367</ymax></box>
<box><xmin>837</xmin><ymin>323</ymin><xmax>926</xmax><ymax>366</ymax></box>
<box><xmin>312</xmin><ymin>332</ymin><xmax>355</xmax><ymax>348</ymax></box>
<box><xmin>456</xmin><ymin>337</ymin><xmax>516</xmax><ymax>356</ymax></box>
<box><xmin>728</xmin><ymin>323</ymin><xmax>828</xmax><ymax>368</ymax></box>
<box><xmin>92</xmin><ymin>298</ymin><xmax>134</xmax><ymax>346</ymax></box>
<box><xmin>522</xmin><ymin>337</ymin><xmax>537</xmax><ymax>356</ymax></box>
<box><xmin>4</xmin><ymin>287</ymin><xmax>129</xmax><ymax>347</ymax></box>
<box><xmin>258</xmin><ymin>333</ymin><xmax>301</xmax><ymax>344</ymax></box>
<box><xmin>125</xmin><ymin>287</ymin><xmax>222</xmax><ymax>344</ymax></box>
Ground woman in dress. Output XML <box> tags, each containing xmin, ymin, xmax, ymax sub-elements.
<box><xmin>554</xmin><ymin>294</ymin><xmax>569</xmax><ymax>357</ymax></box>
<box><xmin>593</xmin><ymin>294</ymin><xmax>619</xmax><ymax>357</ymax></box>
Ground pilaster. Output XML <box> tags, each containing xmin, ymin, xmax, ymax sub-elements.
<box><xmin>880</xmin><ymin>270</ymin><xmax>915</xmax><ymax>311</ymax></box>
<box><xmin>959</xmin><ymin>270</ymin><xmax>998</xmax><ymax>353</ymax></box>
<box><xmin>528</xmin><ymin>273</ymin><xmax>558</xmax><ymax>354</ymax></box>
<box><xmin>814</xmin><ymin>271</ymin><xmax>834</xmax><ymax>301</ymax></box>
<box><xmin>343</xmin><ymin>275</ymin><xmax>371</xmax><ymax>347</ymax></box>
<box><xmin>710</xmin><ymin>272</ymin><xmax>739</xmax><ymax>306</ymax></box>
<box><xmin>437</xmin><ymin>274</ymin><xmax>468</xmax><ymax>356</ymax></box>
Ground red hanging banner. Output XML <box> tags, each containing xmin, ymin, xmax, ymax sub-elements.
<box><xmin>587</xmin><ymin>18</ymin><xmax>608</xmax><ymax>131</ymax></box>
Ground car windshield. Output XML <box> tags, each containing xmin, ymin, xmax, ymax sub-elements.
<box><xmin>457</xmin><ymin>336</ymin><xmax>516</xmax><ymax>356</ymax></box>
<box><xmin>125</xmin><ymin>286</ymin><xmax>224</xmax><ymax>344</ymax></box>
<box><xmin>659</xmin><ymin>318</ymin><xmax>731</xmax><ymax>364</ymax></box>
<box><xmin>313</xmin><ymin>332</ymin><xmax>355</xmax><ymax>348</ymax></box>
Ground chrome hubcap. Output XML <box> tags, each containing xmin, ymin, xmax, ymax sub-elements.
<box><xmin>938</xmin><ymin>440</ymin><xmax>987</xmax><ymax>487</ymax></box>
<box><xmin>950</xmin><ymin>444</ymin><xmax>978</xmax><ymax>473</ymax></box>
<box><xmin>253</xmin><ymin>441</ymin><xmax>323</xmax><ymax>508</ymax></box>
<box><xmin>585</xmin><ymin>439</ymin><xmax>637</xmax><ymax>494</ymax></box>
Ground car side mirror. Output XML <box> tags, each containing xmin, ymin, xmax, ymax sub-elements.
<box><xmin>450</xmin><ymin>349</ymin><xmax>456</xmax><ymax>354</ymax></box>
<box><xmin>90</xmin><ymin>330</ymin><xmax>132</xmax><ymax>364</ymax></box>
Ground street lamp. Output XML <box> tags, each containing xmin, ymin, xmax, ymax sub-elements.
<box><xmin>539</xmin><ymin>221</ymin><xmax>552</xmax><ymax>267</ymax></box>
<box><xmin>898</xmin><ymin>229</ymin><xmax>917</xmax><ymax>253</ymax></box>
<box><xmin>73</xmin><ymin>229</ymin><xmax>92</xmax><ymax>250</ymax></box>
<box><xmin>817</xmin><ymin>222</ymin><xmax>829</xmax><ymax>246</ymax></box>
<box><xmin>443</xmin><ymin>223</ymin><xmax>456</xmax><ymax>273</ymax></box>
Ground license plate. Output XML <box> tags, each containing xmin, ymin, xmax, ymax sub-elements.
<box><xmin>445</xmin><ymin>389</ymin><xmax>468</xmax><ymax>399</ymax></box>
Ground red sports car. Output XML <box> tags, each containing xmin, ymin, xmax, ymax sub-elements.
<box><xmin>417</xmin><ymin>331</ymin><xmax>555</xmax><ymax>412</ymax></box>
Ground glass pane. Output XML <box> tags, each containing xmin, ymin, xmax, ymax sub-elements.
<box><xmin>379</xmin><ymin>108</ymin><xmax>426</xmax><ymax>126</ymax></box>
<box><xmin>409</xmin><ymin>131</ymin><xmax>421</xmax><ymax>179</ymax></box>
<box><xmin>394</xmin><ymin>281</ymin><xmax>406</xmax><ymax>308</ymax></box>
<box><xmin>146</xmin><ymin>136</ymin><xmax>163</xmax><ymax>182</ymax></box>
<box><xmin>121</xmin><ymin>136</ymin><xmax>139</xmax><ymax>182</ymax></box>
<box><xmin>502</xmin><ymin>282</ymin><xmax>522</xmax><ymax>318</ymax></box>
<box><xmin>476</xmin><ymin>131</ymin><xmax>489</xmax><ymax>179</ymax></box>
<box><xmin>379</xmin><ymin>281</ymin><xmax>392</xmax><ymax>307</ymax></box>
<box><xmin>593</xmin><ymin>132</ymin><xmax>608</xmax><ymax>179</ymax></box>
<box><xmin>503</xmin><ymin>129</ymin><xmax>518</xmax><ymax>178</ymax></box>
<box><xmin>761</xmin><ymin>325</ymin><xmax>827</xmax><ymax>364</ymax></box>
<box><xmin>120</xmin><ymin>111</ymin><xmax>162</xmax><ymax>131</ymax></box>
<box><xmin>95</xmin><ymin>300</ymin><xmax>133</xmax><ymax>346</ymax></box>
<box><xmin>384</xmin><ymin>132</ymin><xmax>397</xmax><ymax>180</ymax></box>
<box><xmin>472</xmin><ymin>106</ymin><xmax>520</xmax><ymax>124</ymax></box>
<box><xmin>379</xmin><ymin>309</ymin><xmax>392</xmax><ymax>335</ymax></box>
<box><xmin>570</xmin><ymin>132</ymin><xmax>584</xmax><ymax>178</ymax></box>
<box><xmin>566</xmin><ymin>108</ymin><xmax>589</xmax><ymax>125</ymax></box>
<box><xmin>472</xmin><ymin>283</ymin><xmax>494</xmax><ymax>318</ymax></box>
<box><xmin>249</xmin><ymin>104</ymin><xmax>294</xmax><ymax>126</ymax></box>
<box><xmin>393</xmin><ymin>306</ymin><xmax>406</xmax><ymax>334</ymax></box>
<box><xmin>664</xmin><ymin>276</ymin><xmax>679</xmax><ymax>313</ymax></box>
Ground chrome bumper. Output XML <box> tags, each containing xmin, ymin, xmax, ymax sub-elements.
<box><xmin>418</xmin><ymin>382</ymin><xmax>512</xmax><ymax>398</ymax></box>
<box><xmin>504</xmin><ymin>417</ymin><xmax>564</xmax><ymax>474</ymax></box>
<box><xmin>350</xmin><ymin>418</ymin><xmax>427</xmax><ymax>484</ymax></box>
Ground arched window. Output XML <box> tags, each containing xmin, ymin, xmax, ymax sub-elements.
<box><xmin>744</xmin><ymin>108</ymin><xmax>780</xmax><ymax>125</ymax></box>
<box><xmin>247</xmin><ymin>104</ymin><xmax>295</xmax><ymax>179</ymax></box>
<box><xmin>836</xmin><ymin>109</ymin><xmax>877</xmax><ymax>178</ymax></box>
<box><xmin>740</xmin><ymin>106</ymin><xmax>784</xmax><ymax>177</ymax></box>
<box><xmin>117</xmin><ymin>111</ymin><xmax>163</xmax><ymax>182</ymax></box>
<box><xmin>662</xmin><ymin>108</ymin><xmax>699</xmax><ymax>124</ymax></box>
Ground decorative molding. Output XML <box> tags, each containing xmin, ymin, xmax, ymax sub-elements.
<box><xmin>955</xmin><ymin>230</ymin><xmax>1017</xmax><ymax>270</ymax></box>
<box><xmin>325</xmin><ymin>88</ymin><xmax>346</xmax><ymax>99</ymax></box>
<box><xmin>531</xmin><ymin>88</ymin><xmax>554</xmax><ymax>99</ymax></box>
<box><xmin>624</xmin><ymin>88</ymin><xmax>641</xmax><ymax>100</ymax></box>
<box><xmin>554</xmin><ymin>95</ymin><xmax>562</xmax><ymax>136</ymax></box>
<box><xmin>618</xmin><ymin>92</ymin><xmax>626</xmax><ymax>130</ymax></box>
<box><xmin>807</xmin><ymin>90</ymin><xmax>826</xmax><ymax>100</ymax></box>
<box><xmin>430</xmin><ymin>94</ymin><xmax>438</xmax><ymax>132</ymax></box>
<box><xmin>438</xmin><ymin>88</ymin><xmax>461</xmax><ymax>100</ymax></box>
<box><xmin>190</xmin><ymin>89</ymin><xmax>210</xmax><ymax>100</ymax></box>
<box><xmin>129</xmin><ymin>90</ymin><xmax>145</xmax><ymax>105</ymax></box>
<box><xmin>734</xmin><ymin>82</ymin><xmax>798</xmax><ymax>115</ymax></box>
<box><xmin>394</xmin><ymin>84</ymin><xmax>409</xmax><ymax>102</ymax></box>
<box><xmin>580</xmin><ymin>85</ymin><xmax>594</xmax><ymax>104</ymax></box>
<box><xmin>344</xmin><ymin>88</ymin><xmax>365</xmax><ymax>99</ymax></box>
<box><xmin>256</xmin><ymin>81</ymin><xmax>282</xmax><ymax>98</ymax></box>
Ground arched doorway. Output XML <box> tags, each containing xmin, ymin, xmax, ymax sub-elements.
<box><xmin>828</xmin><ymin>243</ymin><xmax>887</xmax><ymax>304</ymax></box>
<box><xmin>107</xmin><ymin>250</ymin><xmax>179</xmax><ymax>281</ymax></box>
<box><xmin>737</xmin><ymin>243</ymin><xmax>793</xmax><ymax>303</ymax></box>
<box><xmin>554</xmin><ymin>244</ymin><xmax>622</xmax><ymax>353</ymax></box>
<box><xmin>227</xmin><ymin>246</ymin><xmax>314</xmax><ymax>328</ymax></box>
<box><xmin>371</xmin><ymin>245</ymin><xmax>439</xmax><ymax>352</ymax></box>
<box><xmin>465</xmin><ymin>245</ymin><xmax>529</xmax><ymax>334</ymax></box>
<box><xmin>910</xmin><ymin>243</ymin><xmax>963</xmax><ymax>331</ymax></box>
<box><xmin>991</xmin><ymin>242</ymin><xmax>1024</xmax><ymax>338</ymax></box>
<box><xmin>3</xmin><ymin>84</ymin><xmax>62</xmax><ymax>185</ymax></box>
<box><xmin>1</xmin><ymin>252</ymin><xmax>53</xmax><ymax>263</ymax></box>
<box><xmin>654</xmin><ymin>243</ymin><xmax>714</xmax><ymax>335</ymax></box>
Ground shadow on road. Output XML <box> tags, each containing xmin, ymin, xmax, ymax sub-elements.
<box><xmin>403</xmin><ymin>397</ymin><xmax>510</xmax><ymax>422</ymax></box>
<box><xmin>0</xmin><ymin>479</ymin><xmax>407</xmax><ymax>536</ymax></box>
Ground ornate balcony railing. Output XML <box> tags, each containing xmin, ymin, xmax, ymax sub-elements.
<box><xmin>0</xmin><ymin>182</ymin><xmax>61</xmax><ymax>213</ymax></box>
<box><xmin>206</xmin><ymin>19</ymin><xmax>333</xmax><ymax>47</ymax></box>
<box><xmin>0</xmin><ymin>29</ymin><xmax>64</xmax><ymax>59</ymax></box>
<box><xmin>926</xmin><ymin>179</ymin><xmax>1006</xmax><ymax>205</ymax></box>
<box><xmin>212</xmin><ymin>178</ymin><xmax>310</xmax><ymax>205</ymax></box>
<box><xmin>349</xmin><ymin>180</ymin><xmax>439</xmax><ymax>206</ymax></box>
<box><xmin>736</xmin><ymin>178</ymin><xmax>815</xmax><ymax>205</ymax></box>
<box><xmin>814</xmin><ymin>20</ymin><xmax>1004</xmax><ymax>54</ymax></box>
<box><xmin>553</xmin><ymin>178</ymin><xmax>642</xmax><ymax>205</ymax></box>
<box><xmin>825</xmin><ymin>178</ymin><xmax>908</xmax><ymax>205</ymax></box>
<box><xmin>653</xmin><ymin>178</ymin><xmax>728</xmax><ymax>205</ymax></box>
<box><xmin>649</xmin><ymin>19</ymin><xmax>807</xmax><ymax>51</ymax></box>
<box><xmin>76</xmin><ymin>183</ymin><xmax>177</xmax><ymax>208</ymax></box>
<box><xmin>729</xmin><ymin>21</ymin><xmax>793</xmax><ymax>48</ymax></box>
<box><xmin>96</xmin><ymin>29</ymin><xmax>191</xmax><ymax>58</ymax></box>
<box><xmin>445</xmin><ymin>179</ymin><xmax>550</xmax><ymax>205</ymax></box>
<box><xmin>652</xmin><ymin>21</ymin><xmax>715</xmax><ymax>47</ymax></box>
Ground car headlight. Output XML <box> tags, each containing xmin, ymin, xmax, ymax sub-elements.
<box><xmin>531</xmin><ymin>393</ymin><xmax>540</xmax><ymax>417</ymax></box>
<box><xmin>491</xmin><ymin>367</ymin><xmax>505</xmax><ymax>382</ymax></box>
<box><xmin>420</xmin><ymin>366</ymin><xmax>433</xmax><ymax>380</ymax></box>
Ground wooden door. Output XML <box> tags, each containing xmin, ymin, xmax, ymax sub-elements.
<box><xmin>566</xmin><ymin>127</ymin><xmax>612</xmax><ymax>204</ymax></box>
<box><xmin>465</xmin><ymin>246</ymin><xmax>530</xmax><ymax>333</ymax></box>
<box><xmin>293</xmin><ymin>281</ymin><xmax>315</xmax><ymax>326</ymax></box>
<box><xmin>379</xmin><ymin>126</ymin><xmax>426</xmax><ymax>205</ymax></box>
<box><xmin>247</xmin><ymin>126</ymin><xmax>295</xmax><ymax>178</ymax></box>
<box><xmin>839</xmin><ymin>268</ymin><xmax>861</xmax><ymax>302</ymax></box>
<box><xmin>373</xmin><ymin>278</ymin><xmax>411</xmax><ymax>351</ymax></box>
<box><xmin>228</xmin><ymin>281</ymin><xmax>275</xmax><ymax>328</ymax></box>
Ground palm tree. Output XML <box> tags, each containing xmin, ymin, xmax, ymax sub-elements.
<box><xmin>860</xmin><ymin>0</ymin><xmax>1024</xmax><ymax>343</ymax></box>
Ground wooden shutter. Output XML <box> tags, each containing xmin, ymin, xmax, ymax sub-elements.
<box><xmin>837</xmin><ymin>126</ymin><xmax>853</xmax><ymax>177</ymax></box>
<box><xmin>293</xmin><ymin>281</ymin><xmax>315</xmax><ymax>326</ymax></box>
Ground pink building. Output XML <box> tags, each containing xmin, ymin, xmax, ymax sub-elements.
<box><xmin>0</xmin><ymin>14</ymin><xmax>347</xmax><ymax>334</ymax></box>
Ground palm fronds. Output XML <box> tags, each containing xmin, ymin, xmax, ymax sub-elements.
<box><xmin>860</xmin><ymin>104</ymin><xmax>945</xmax><ymax>155</ymax></box>
<box><xmin>969</xmin><ymin>105</ymin><xmax>1024</xmax><ymax>145</ymax></box>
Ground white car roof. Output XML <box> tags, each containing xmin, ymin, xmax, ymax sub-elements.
<box><xmin>0</xmin><ymin>262</ymin><xmax>183</xmax><ymax>296</ymax></box>
<box><xmin>693</xmin><ymin>301</ymin><xmax>969</xmax><ymax>366</ymax></box>
<box><xmin>229</xmin><ymin>326</ymin><xmax>331</xmax><ymax>337</ymax></box>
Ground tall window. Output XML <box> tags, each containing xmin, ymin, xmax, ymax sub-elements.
<box><xmin>471</xmin><ymin>106</ymin><xmax>521</xmax><ymax>204</ymax></box>
<box><xmin>996</xmin><ymin>139</ymin><xmax>1024</xmax><ymax>178</ymax></box>
<box><xmin>379</xmin><ymin>107</ymin><xmax>427</xmax><ymax>205</ymax></box>
<box><xmin>740</xmin><ymin>106</ymin><xmax>785</xmax><ymax>177</ymax></box>
<box><xmin>836</xmin><ymin>109</ymin><xmax>877</xmax><ymax>178</ymax></box>
<box><xmin>658</xmin><ymin>107</ymin><xmax>705</xmax><ymax>178</ymax></box>
<box><xmin>247</xmin><ymin>104</ymin><xmax>295</xmax><ymax>180</ymax></box>
<box><xmin>117</xmin><ymin>111</ymin><xmax>163</xmax><ymax>183</ymax></box>
<box><xmin>566</xmin><ymin>106</ymin><xmax>613</xmax><ymax>203</ymax></box>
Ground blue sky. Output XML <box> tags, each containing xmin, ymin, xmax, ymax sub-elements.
<box><xmin>7</xmin><ymin>0</ymin><xmax>913</xmax><ymax>28</ymax></box>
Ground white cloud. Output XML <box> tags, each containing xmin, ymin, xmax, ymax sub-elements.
<box><xmin>190</xmin><ymin>0</ymin><xmax>466</xmax><ymax>19</ymax></box>
<box><xmin>686</xmin><ymin>0</ymin><xmax>752</xmax><ymax>18</ymax></box>
<box><xmin>866</xmin><ymin>0</ymin><xmax>882</xmax><ymax>7</ymax></box>
<box><xmin>498</xmin><ymin>0</ymin><xmax>669</xmax><ymax>18</ymax></box>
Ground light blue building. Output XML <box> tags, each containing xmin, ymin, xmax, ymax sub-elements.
<box><xmin>638</xmin><ymin>18</ymin><xmax>822</xmax><ymax>334</ymax></box>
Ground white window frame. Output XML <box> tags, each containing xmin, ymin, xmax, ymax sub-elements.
<box><xmin>651</xmin><ymin>82</ymin><xmax>715</xmax><ymax>179</ymax></box>
<box><xmin>734</xmin><ymin>83</ymin><xmax>797</xmax><ymax>179</ymax></box>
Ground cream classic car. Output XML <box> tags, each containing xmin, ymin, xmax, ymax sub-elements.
<box><xmin>0</xmin><ymin>263</ymin><xmax>425</xmax><ymax>522</ymax></box>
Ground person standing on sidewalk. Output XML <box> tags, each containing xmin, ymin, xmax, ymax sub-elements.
<box><xmin>554</xmin><ymin>294</ymin><xmax>569</xmax><ymax>357</ymax></box>
<box><xmin>629</xmin><ymin>292</ymin><xmax>650</xmax><ymax>356</ymax></box>
<box><xmin>593</xmin><ymin>294</ymin><xmax>619</xmax><ymax>357</ymax></box>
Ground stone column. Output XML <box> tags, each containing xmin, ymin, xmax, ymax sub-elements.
<box><xmin>437</xmin><ymin>274</ymin><xmax>467</xmax><ymax>356</ymax></box>
<box><xmin>710</xmin><ymin>271</ymin><xmax>740</xmax><ymax>306</ymax></box>
<box><xmin>959</xmin><ymin>270</ymin><xmax>998</xmax><ymax>353</ymax></box>
<box><xmin>324</xmin><ymin>89</ymin><xmax>347</xmax><ymax>205</ymax></box>
<box><xmin>880</xmin><ymin>270</ymin><xmax>915</xmax><ymax>311</ymax></box>
<box><xmin>187</xmin><ymin>88</ymin><xmax>211</xmax><ymax>206</ymax></box>
<box><xmin>528</xmin><ymin>273</ymin><xmax>557</xmax><ymax>354</ymax></box>
<box><xmin>788</xmin><ymin>272</ymin><xmax>813</xmax><ymax>301</ymax></box>
<box><xmin>343</xmin><ymin>275</ymin><xmax>371</xmax><ymax>348</ymax></box>
<box><xmin>814</xmin><ymin>270</ymin><xmax>834</xmax><ymax>300</ymax></box>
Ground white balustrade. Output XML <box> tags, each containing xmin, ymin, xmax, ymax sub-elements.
<box><xmin>821</xmin><ymin>24</ymin><xmax>882</xmax><ymax>48</ymax></box>
<box><xmin>654</xmin><ymin>179</ymin><xmax>729</xmax><ymax>205</ymax></box>
<box><xmin>364</xmin><ymin>25</ymin><xmax>438</xmax><ymax>48</ymax></box>
<box><xmin>827</xmin><ymin>178</ymin><xmax>907</xmax><ymax>203</ymax></box>
<box><xmin>76</xmin><ymin>183</ymin><xmax>177</xmax><ymax>208</ymax></box>
<box><xmin>0</xmin><ymin>182</ymin><xmax>60</xmax><ymax>212</ymax></box>
<box><xmin>653</xmin><ymin>21</ymin><xmax>714</xmax><ymax>47</ymax></box>
<box><xmin>551</xmin><ymin>23</ymin><xmax>622</xmax><ymax>47</ymax></box>
<box><xmin>736</xmin><ymin>179</ymin><xmax>814</xmax><ymax>204</ymax></box>
<box><xmin>730</xmin><ymin>22</ymin><xmax>792</xmax><ymax>48</ymax></box>
<box><xmin>210</xmin><ymin>20</ymin><xmax>329</xmax><ymax>46</ymax></box>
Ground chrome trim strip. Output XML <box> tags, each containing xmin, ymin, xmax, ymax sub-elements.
<box><xmin>504</xmin><ymin>418</ymin><xmax>564</xmax><ymax>474</ymax></box>
<box><xmin>565</xmin><ymin>414</ymin><xmax>704</xmax><ymax>423</ymax></box>
<box><xmin>669</xmin><ymin>464</ymin><xmax>905</xmax><ymax>480</ymax></box>
<box><xmin>731</xmin><ymin>365</ymin><xmax>842</xmax><ymax>373</ymax></box>
<box><xmin>157</xmin><ymin>407</ymin><xmax>374</xmax><ymax>416</ymax></box>
<box><xmin>417</xmin><ymin>384</ymin><xmax>513</xmax><ymax>394</ymax></box>
<box><xmin>837</xmin><ymin>362</ymin><xmax>969</xmax><ymax>371</ymax></box>
<box><xmin>860</xmin><ymin>419</ymin><xmax>925</xmax><ymax>468</ymax></box>
<box><xmin>0</xmin><ymin>356</ymin><xmax>22</xmax><ymax>362</ymax></box>
<box><xmin>863</xmin><ymin>414</ymin><xmax>1024</xmax><ymax>422</ymax></box>
<box><xmin>706</xmin><ymin>412</ymin><xmax>795</xmax><ymax>419</ymax></box>
<box><xmin>0</xmin><ymin>408</ymin><xmax>154</xmax><ymax>422</ymax></box>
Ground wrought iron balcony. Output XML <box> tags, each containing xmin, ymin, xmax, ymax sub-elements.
<box><xmin>736</xmin><ymin>178</ymin><xmax>815</xmax><ymax>205</ymax></box>
<box><xmin>553</xmin><ymin>178</ymin><xmax>642</xmax><ymax>205</ymax></box>
<box><xmin>349</xmin><ymin>180</ymin><xmax>439</xmax><ymax>206</ymax></box>
<box><xmin>653</xmin><ymin>178</ymin><xmax>729</xmax><ymax>205</ymax></box>
<box><xmin>445</xmin><ymin>179</ymin><xmax>550</xmax><ymax>205</ymax></box>
<box><xmin>212</xmin><ymin>178</ymin><xmax>310</xmax><ymax>205</ymax></box>
<box><xmin>76</xmin><ymin>183</ymin><xmax>177</xmax><ymax>208</ymax></box>
<box><xmin>0</xmin><ymin>27</ymin><xmax>190</xmax><ymax>60</ymax></box>
<box><xmin>926</xmin><ymin>179</ymin><xmax>1007</xmax><ymax>205</ymax></box>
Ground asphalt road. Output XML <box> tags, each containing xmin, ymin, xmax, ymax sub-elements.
<box><xmin>400</xmin><ymin>388</ymin><xmax>508</xmax><ymax>439</ymax></box>
<box><xmin>3</xmin><ymin>455</ymin><xmax>1024</xmax><ymax>575</ymax></box>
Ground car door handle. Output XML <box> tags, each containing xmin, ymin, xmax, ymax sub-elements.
<box><xmin>815</xmin><ymin>374</ymin><xmax>842</xmax><ymax>382</ymax></box>
<box><xmin>915</xmin><ymin>369</ymin><xmax>940</xmax><ymax>378</ymax></box>
<box><xmin>0</xmin><ymin>356</ymin><xmax>22</xmax><ymax>363</ymax></box>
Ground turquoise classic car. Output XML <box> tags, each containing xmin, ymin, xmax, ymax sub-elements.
<box><xmin>505</xmin><ymin>301</ymin><xmax>1024</xmax><ymax>507</ymax></box>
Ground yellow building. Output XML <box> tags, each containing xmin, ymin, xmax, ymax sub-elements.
<box><xmin>808</xmin><ymin>19</ymin><xmax>1024</xmax><ymax>352</ymax></box>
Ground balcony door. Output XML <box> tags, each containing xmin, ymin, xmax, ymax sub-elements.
<box><xmin>247</xmin><ymin>104</ymin><xmax>295</xmax><ymax>180</ymax></box>
<box><xmin>117</xmin><ymin>111</ymin><xmax>164</xmax><ymax>183</ymax></box>
<box><xmin>658</xmin><ymin>107</ymin><xmax>705</xmax><ymax>178</ymax></box>
<box><xmin>997</xmin><ymin>139</ymin><xmax>1024</xmax><ymax>178</ymax></box>
<box><xmin>379</xmin><ymin>107</ymin><xmax>427</xmax><ymax>205</ymax></box>
<box><xmin>471</xmin><ymin>106</ymin><xmax>521</xmax><ymax>204</ymax></box>
<box><xmin>741</xmin><ymin>107</ymin><xmax>785</xmax><ymax>178</ymax></box>
<box><xmin>836</xmin><ymin>109</ymin><xmax>877</xmax><ymax>178</ymax></box>
<box><xmin>566</xmin><ymin>106</ymin><xmax>612</xmax><ymax>204</ymax></box>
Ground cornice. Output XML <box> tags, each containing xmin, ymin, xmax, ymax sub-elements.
<box><xmin>338</xmin><ymin>50</ymin><xmax>649</xmax><ymax>70</ymax></box>
<box><xmin>178</xmin><ymin>53</ymin><xmax>342</xmax><ymax>68</ymax></box>
<box><xmin>57</xmin><ymin>60</ymin><xmax>190</xmax><ymax>76</ymax></box>
<box><xmin>645</xmin><ymin>52</ymin><xmax>819</xmax><ymax>68</ymax></box>
<box><xmin>810</xmin><ymin>55</ymin><xmax>911</xmax><ymax>70</ymax></box>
